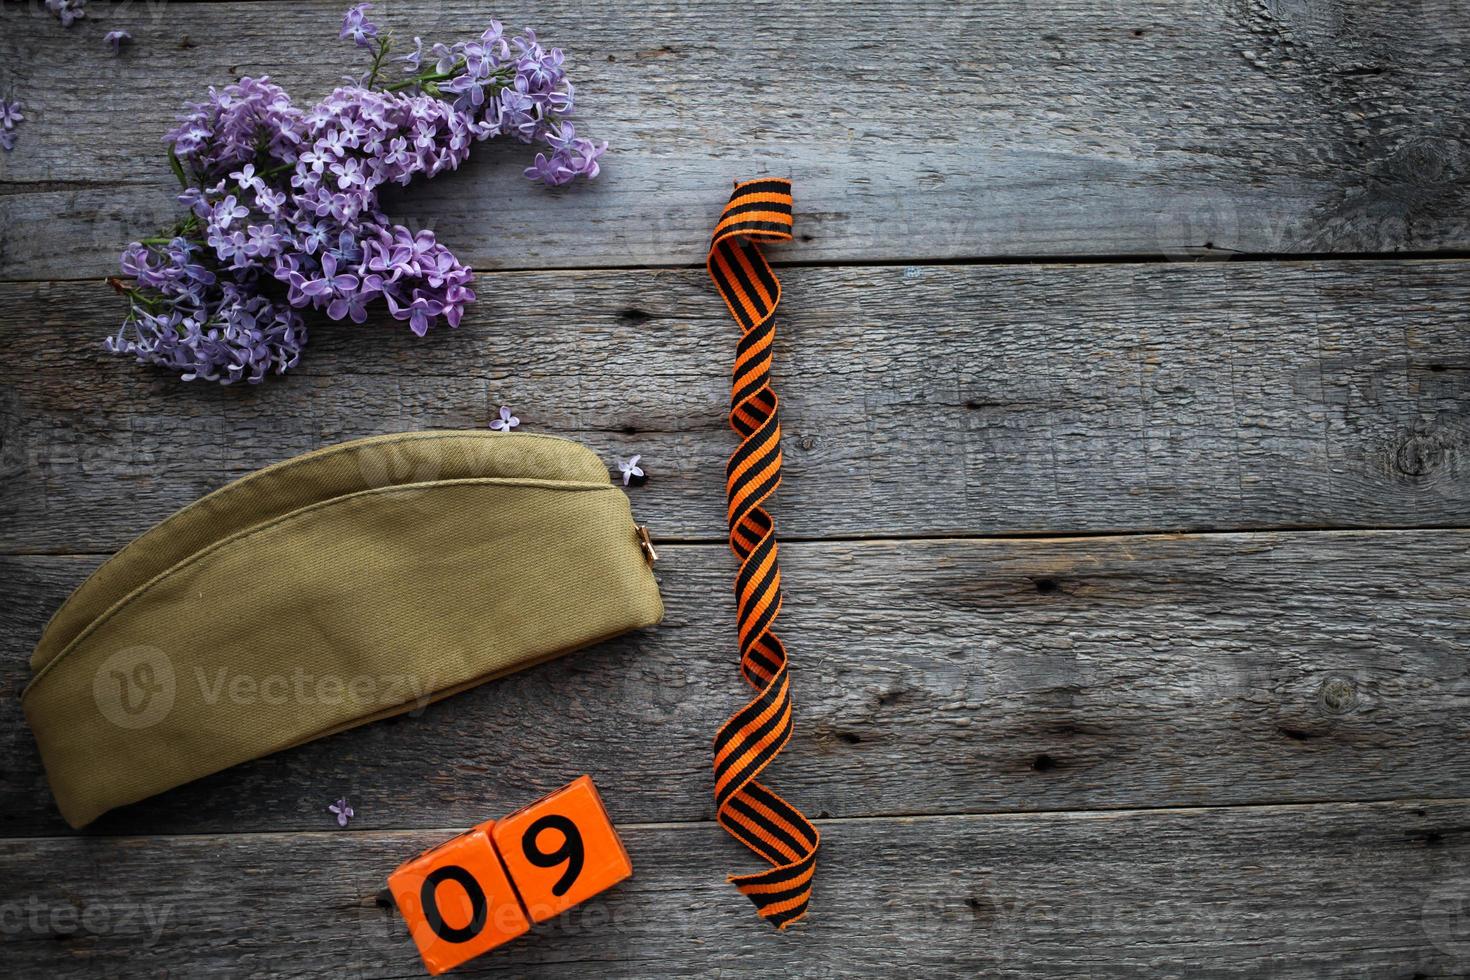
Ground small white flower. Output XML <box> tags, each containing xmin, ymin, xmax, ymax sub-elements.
<box><xmin>617</xmin><ymin>454</ymin><xmax>644</xmax><ymax>486</ymax></box>
<box><xmin>489</xmin><ymin>405</ymin><xmax>519</xmax><ymax>432</ymax></box>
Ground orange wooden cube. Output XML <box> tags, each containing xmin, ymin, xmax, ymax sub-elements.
<box><xmin>387</xmin><ymin>821</ymin><xmax>531</xmax><ymax>976</ymax></box>
<box><xmin>492</xmin><ymin>775</ymin><xmax>633</xmax><ymax>922</ymax></box>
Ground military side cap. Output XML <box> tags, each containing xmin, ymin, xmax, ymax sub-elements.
<box><xmin>23</xmin><ymin>431</ymin><xmax>664</xmax><ymax>828</ymax></box>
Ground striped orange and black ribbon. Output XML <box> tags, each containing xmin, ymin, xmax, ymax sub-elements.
<box><xmin>707</xmin><ymin>177</ymin><xmax>820</xmax><ymax>929</ymax></box>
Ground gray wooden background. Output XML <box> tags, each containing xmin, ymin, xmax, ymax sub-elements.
<box><xmin>2</xmin><ymin>0</ymin><xmax>1469</xmax><ymax>976</ymax></box>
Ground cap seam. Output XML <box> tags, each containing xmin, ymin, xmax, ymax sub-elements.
<box><xmin>30</xmin><ymin>431</ymin><xmax>601</xmax><ymax>662</ymax></box>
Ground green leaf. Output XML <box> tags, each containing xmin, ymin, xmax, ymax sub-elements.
<box><xmin>167</xmin><ymin>144</ymin><xmax>188</xmax><ymax>189</ymax></box>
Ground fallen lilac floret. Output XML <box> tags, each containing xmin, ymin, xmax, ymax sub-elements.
<box><xmin>0</xmin><ymin>99</ymin><xmax>22</xmax><ymax>153</ymax></box>
<box><xmin>45</xmin><ymin>0</ymin><xmax>86</xmax><ymax>27</ymax></box>
<box><xmin>489</xmin><ymin>405</ymin><xmax>520</xmax><ymax>431</ymax></box>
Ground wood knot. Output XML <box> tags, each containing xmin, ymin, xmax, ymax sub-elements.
<box><xmin>1394</xmin><ymin>431</ymin><xmax>1446</xmax><ymax>478</ymax></box>
<box><xmin>1383</xmin><ymin>136</ymin><xmax>1463</xmax><ymax>188</ymax></box>
<box><xmin>1317</xmin><ymin>676</ymin><xmax>1358</xmax><ymax>715</ymax></box>
<box><xmin>966</xmin><ymin>894</ymin><xmax>996</xmax><ymax>923</ymax></box>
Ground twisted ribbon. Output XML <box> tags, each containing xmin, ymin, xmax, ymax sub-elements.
<box><xmin>707</xmin><ymin>178</ymin><xmax>820</xmax><ymax>929</ymax></box>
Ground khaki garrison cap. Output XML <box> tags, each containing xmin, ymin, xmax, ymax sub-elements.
<box><xmin>23</xmin><ymin>431</ymin><xmax>664</xmax><ymax>828</ymax></box>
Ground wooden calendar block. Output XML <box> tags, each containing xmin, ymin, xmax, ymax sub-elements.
<box><xmin>492</xmin><ymin>775</ymin><xmax>634</xmax><ymax>922</ymax></box>
<box><xmin>387</xmin><ymin>821</ymin><xmax>531</xmax><ymax>976</ymax></box>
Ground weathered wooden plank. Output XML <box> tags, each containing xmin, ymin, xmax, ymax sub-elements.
<box><xmin>1</xmin><ymin>259</ymin><xmax>1466</xmax><ymax>553</ymax></box>
<box><xmin>0</xmin><ymin>799</ymin><xmax>1465</xmax><ymax>977</ymax></box>
<box><xmin>3</xmin><ymin>0</ymin><xmax>1469</xmax><ymax>278</ymax></box>
<box><xmin>3</xmin><ymin>529</ymin><xmax>1467</xmax><ymax>837</ymax></box>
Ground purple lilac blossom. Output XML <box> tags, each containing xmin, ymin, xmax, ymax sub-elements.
<box><xmin>489</xmin><ymin>405</ymin><xmax>519</xmax><ymax>431</ymax></box>
<box><xmin>105</xmin><ymin>30</ymin><xmax>132</xmax><ymax>54</ymax></box>
<box><xmin>45</xmin><ymin>0</ymin><xmax>86</xmax><ymax>27</ymax></box>
<box><xmin>402</xmin><ymin>21</ymin><xmax>606</xmax><ymax>185</ymax></box>
<box><xmin>0</xmin><ymin>99</ymin><xmax>21</xmax><ymax>153</ymax></box>
<box><xmin>398</xmin><ymin>37</ymin><xmax>425</xmax><ymax>72</ymax></box>
<box><xmin>110</xmin><ymin>10</ymin><xmax>604</xmax><ymax>383</ymax></box>
<box><xmin>328</xmin><ymin>798</ymin><xmax>355</xmax><ymax>827</ymax></box>
<box><xmin>107</xmin><ymin>240</ymin><xmax>307</xmax><ymax>384</ymax></box>
<box><xmin>340</xmin><ymin>4</ymin><xmax>378</xmax><ymax>49</ymax></box>
<box><xmin>617</xmin><ymin>455</ymin><xmax>644</xmax><ymax>486</ymax></box>
<box><xmin>165</xmin><ymin>76</ymin><xmax>305</xmax><ymax>173</ymax></box>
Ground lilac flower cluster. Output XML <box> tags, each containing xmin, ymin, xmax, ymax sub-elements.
<box><xmin>107</xmin><ymin>238</ymin><xmax>307</xmax><ymax>384</ymax></box>
<box><xmin>0</xmin><ymin>99</ymin><xmax>21</xmax><ymax>153</ymax></box>
<box><xmin>400</xmin><ymin>19</ymin><xmax>606</xmax><ymax>184</ymax></box>
<box><xmin>108</xmin><ymin>5</ymin><xmax>606</xmax><ymax>384</ymax></box>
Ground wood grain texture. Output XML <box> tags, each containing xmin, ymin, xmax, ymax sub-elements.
<box><xmin>3</xmin><ymin>529</ymin><xmax>1467</xmax><ymax>837</ymax></box>
<box><xmin>2</xmin><ymin>259</ymin><xmax>1467</xmax><ymax>554</ymax></box>
<box><xmin>3</xmin><ymin>0</ymin><xmax>1469</xmax><ymax>279</ymax></box>
<box><xmin>2</xmin><ymin>4</ymin><xmax>1468</xmax><ymax>975</ymax></box>
<box><xmin>0</xmin><ymin>799</ymin><xmax>1466</xmax><ymax>977</ymax></box>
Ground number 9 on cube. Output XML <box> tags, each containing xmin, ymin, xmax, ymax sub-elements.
<box><xmin>493</xmin><ymin>775</ymin><xmax>634</xmax><ymax>922</ymax></box>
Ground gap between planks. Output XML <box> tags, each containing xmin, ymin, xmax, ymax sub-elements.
<box><xmin>6</xmin><ymin>794</ymin><xmax>1465</xmax><ymax>845</ymax></box>
<box><xmin>6</xmin><ymin>249</ymin><xmax>1470</xmax><ymax>287</ymax></box>
<box><xmin>6</xmin><ymin>524</ymin><xmax>1469</xmax><ymax>559</ymax></box>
